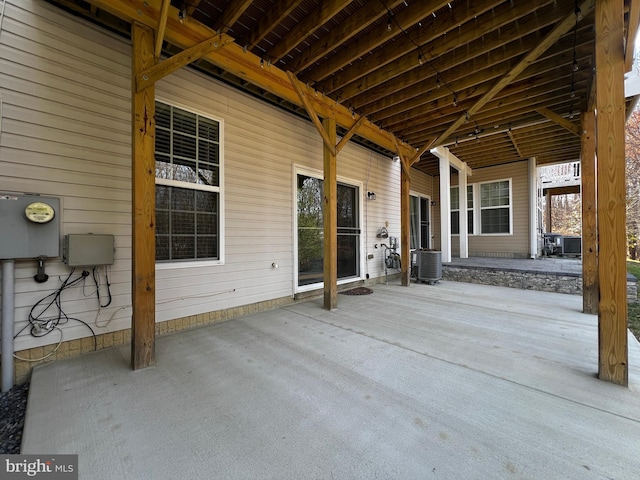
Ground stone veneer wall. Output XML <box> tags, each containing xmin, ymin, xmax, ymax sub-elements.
<box><xmin>443</xmin><ymin>266</ymin><xmax>638</xmax><ymax>302</ymax></box>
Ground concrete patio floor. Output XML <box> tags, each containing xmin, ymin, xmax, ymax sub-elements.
<box><xmin>22</xmin><ymin>281</ymin><xmax>640</xmax><ymax>480</ymax></box>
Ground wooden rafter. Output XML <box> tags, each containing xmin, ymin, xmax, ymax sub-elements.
<box><xmin>360</xmin><ymin>27</ymin><xmax>594</xmax><ymax>119</ymax></box>
<box><xmin>386</xmin><ymin>65</ymin><xmax>589</xmax><ymax>134</ymax></box>
<box><xmin>325</xmin><ymin>0</ymin><xmax>531</xmax><ymax>98</ymax></box>
<box><xmin>409</xmin><ymin>141</ymin><xmax>435</xmax><ymax>167</ymax></box>
<box><xmin>288</xmin><ymin>71</ymin><xmax>337</xmax><ymax>156</ymax></box>
<box><xmin>215</xmin><ymin>0</ymin><xmax>253</xmax><ymax>33</ymax></box>
<box><xmin>245</xmin><ymin>0</ymin><xmax>302</xmax><ymax>50</ymax></box>
<box><xmin>392</xmin><ymin>137</ymin><xmax>411</xmax><ymax>180</ymax></box>
<box><xmin>89</xmin><ymin>0</ymin><xmax>415</xmax><ymax>159</ymax></box>
<box><xmin>154</xmin><ymin>0</ymin><xmax>171</xmax><ymax>59</ymax></box>
<box><xmin>431</xmin><ymin>0</ymin><xmax>595</xmax><ymax>149</ymax></box>
<box><xmin>268</xmin><ymin>0</ymin><xmax>352</xmax><ymax>62</ymax></box>
<box><xmin>336</xmin><ymin>115</ymin><xmax>366</xmax><ymax>154</ymax></box>
<box><xmin>306</xmin><ymin>0</ymin><xmax>451</xmax><ymax>82</ymax></box>
<box><xmin>507</xmin><ymin>130</ymin><xmax>523</xmax><ymax>158</ymax></box>
<box><xmin>138</xmin><ymin>35</ymin><xmax>231</xmax><ymax>91</ymax></box>
<box><xmin>185</xmin><ymin>0</ymin><xmax>202</xmax><ymax>17</ymax></box>
<box><xmin>535</xmin><ymin>107</ymin><xmax>581</xmax><ymax>136</ymax></box>
<box><xmin>289</xmin><ymin>0</ymin><xmax>406</xmax><ymax>73</ymax></box>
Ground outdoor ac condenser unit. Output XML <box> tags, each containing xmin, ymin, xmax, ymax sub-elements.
<box><xmin>413</xmin><ymin>250</ymin><xmax>442</xmax><ymax>283</ymax></box>
<box><xmin>562</xmin><ymin>236</ymin><xmax>581</xmax><ymax>256</ymax></box>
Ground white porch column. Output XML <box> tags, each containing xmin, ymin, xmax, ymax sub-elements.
<box><xmin>458</xmin><ymin>168</ymin><xmax>469</xmax><ymax>258</ymax></box>
<box><xmin>528</xmin><ymin>157</ymin><xmax>538</xmax><ymax>258</ymax></box>
<box><xmin>432</xmin><ymin>146</ymin><xmax>472</xmax><ymax>262</ymax></box>
<box><xmin>438</xmin><ymin>154</ymin><xmax>452</xmax><ymax>263</ymax></box>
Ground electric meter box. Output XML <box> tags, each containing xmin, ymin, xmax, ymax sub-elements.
<box><xmin>0</xmin><ymin>194</ymin><xmax>60</xmax><ymax>260</ymax></box>
<box><xmin>63</xmin><ymin>234</ymin><xmax>115</xmax><ymax>267</ymax></box>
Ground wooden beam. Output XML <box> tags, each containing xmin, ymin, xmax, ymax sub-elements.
<box><xmin>289</xmin><ymin>1</ymin><xmax>406</xmax><ymax>73</ymax></box>
<box><xmin>323</xmin><ymin>117</ymin><xmax>338</xmax><ymax>310</ymax></box>
<box><xmin>215</xmin><ymin>0</ymin><xmax>253</xmax><ymax>33</ymax></box>
<box><xmin>185</xmin><ymin>0</ymin><xmax>202</xmax><ymax>17</ymax></box>
<box><xmin>409</xmin><ymin>140</ymin><xmax>436</xmax><ymax>166</ymax></box>
<box><xmin>288</xmin><ymin>71</ymin><xmax>337</xmax><ymax>156</ymax></box>
<box><xmin>268</xmin><ymin>0</ymin><xmax>352</xmax><ymax>62</ymax></box>
<box><xmin>431</xmin><ymin>0</ymin><xmax>595</xmax><ymax>148</ymax></box>
<box><xmin>89</xmin><ymin>0</ymin><xmax>416</xmax><ymax>159</ymax></box>
<box><xmin>507</xmin><ymin>130</ymin><xmax>524</xmax><ymax>157</ymax></box>
<box><xmin>336</xmin><ymin>115</ymin><xmax>365</xmax><ymax>154</ymax></box>
<box><xmin>535</xmin><ymin>107</ymin><xmax>581</xmax><ymax>137</ymax></box>
<box><xmin>154</xmin><ymin>0</ymin><xmax>170</xmax><ymax>59</ymax></box>
<box><xmin>307</xmin><ymin>0</ymin><xmax>458</xmax><ymax>83</ymax></box>
<box><xmin>581</xmin><ymin>111</ymin><xmax>597</xmax><ymax>314</ymax></box>
<box><xmin>137</xmin><ymin>35</ymin><xmax>230</xmax><ymax>91</ymax></box>
<box><xmin>595</xmin><ymin>0</ymin><xmax>628</xmax><ymax>386</ymax></box>
<box><xmin>392</xmin><ymin>137</ymin><xmax>411</xmax><ymax>180</ymax></box>
<box><xmin>245</xmin><ymin>0</ymin><xmax>302</xmax><ymax>50</ymax></box>
<box><xmin>327</xmin><ymin>0</ymin><xmax>542</xmax><ymax>99</ymax></box>
<box><xmin>131</xmin><ymin>22</ymin><xmax>156</xmax><ymax>370</ymax></box>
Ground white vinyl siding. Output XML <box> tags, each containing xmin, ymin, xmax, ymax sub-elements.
<box><xmin>0</xmin><ymin>0</ymin><xmax>131</xmax><ymax>351</ymax></box>
<box><xmin>450</xmin><ymin>162</ymin><xmax>529</xmax><ymax>258</ymax></box>
<box><xmin>0</xmin><ymin>0</ymin><xmax>438</xmax><ymax>351</ymax></box>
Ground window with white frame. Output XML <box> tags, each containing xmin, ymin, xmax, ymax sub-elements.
<box><xmin>154</xmin><ymin>101</ymin><xmax>221</xmax><ymax>261</ymax></box>
<box><xmin>410</xmin><ymin>195</ymin><xmax>431</xmax><ymax>249</ymax></box>
<box><xmin>480</xmin><ymin>179</ymin><xmax>511</xmax><ymax>234</ymax></box>
<box><xmin>450</xmin><ymin>185</ymin><xmax>474</xmax><ymax>235</ymax></box>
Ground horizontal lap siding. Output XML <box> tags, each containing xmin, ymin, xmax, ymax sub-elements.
<box><xmin>450</xmin><ymin>161</ymin><xmax>530</xmax><ymax>257</ymax></box>
<box><xmin>1</xmin><ymin>1</ymin><xmax>436</xmax><ymax>351</ymax></box>
<box><xmin>0</xmin><ymin>0</ymin><xmax>132</xmax><ymax>351</ymax></box>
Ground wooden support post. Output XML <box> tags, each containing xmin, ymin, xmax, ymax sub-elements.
<box><xmin>400</xmin><ymin>158</ymin><xmax>411</xmax><ymax>286</ymax></box>
<box><xmin>581</xmin><ymin>111</ymin><xmax>598</xmax><ymax>315</ymax></box>
<box><xmin>131</xmin><ymin>23</ymin><xmax>156</xmax><ymax>369</ymax></box>
<box><xmin>595</xmin><ymin>0</ymin><xmax>628</xmax><ymax>386</ymax></box>
<box><xmin>323</xmin><ymin>117</ymin><xmax>338</xmax><ymax>310</ymax></box>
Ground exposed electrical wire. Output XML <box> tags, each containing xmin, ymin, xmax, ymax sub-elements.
<box><xmin>13</xmin><ymin>328</ymin><xmax>63</xmax><ymax>362</ymax></box>
<box><xmin>377</xmin><ymin>0</ymin><xmax>472</xmax><ymax>128</ymax></box>
<box><xmin>14</xmin><ymin>269</ymin><xmax>97</xmax><ymax>351</ymax></box>
<box><xmin>92</xmin><ymin>265</ymin><xmax>112</xmax><ymax>308</ymax></box>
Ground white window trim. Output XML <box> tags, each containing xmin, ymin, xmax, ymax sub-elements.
<box><xmin>154</xmin><ymin>98</ymin><xmax>225</xmax><ymax>268</ymax></box>
<box><xmin>293</xmin><ymin>165</ymin><xmax>364</xmax><ymax>293</ymax></box>
<box><xmin>478</xmin><ymin>177</ymin><xmax>513</xmax><ymax>236</ymax></box>
<box><xmin>409</xmin><ymin>191</ymin><xmax>432</xmax><ymax>250</ymax></box>
<box><xmin>450</xmin><ymin>185</ymin><xmax>475</xmax><ymax>237</ymax></box>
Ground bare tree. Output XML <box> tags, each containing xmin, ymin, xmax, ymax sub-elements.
<box><xmin>626</xmin><ymin>108</ymin><xmax>640</xmax><ymax>259</ymax></box>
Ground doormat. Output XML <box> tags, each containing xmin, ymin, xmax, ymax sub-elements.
<box><xmin>339</xmin><ymin>287</ymin><xmax>373</xmax><ymax>295</ymax></box>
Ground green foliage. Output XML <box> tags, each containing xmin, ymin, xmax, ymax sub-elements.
<box><xmin>628</xmin><ymin>261</ymin><xmax>640</xmax><ymax>341</ymax></box>
<box><xmin>629</xmin><ymin>302</ymin><xmax>640</xmax><ymax>342</ymax></box>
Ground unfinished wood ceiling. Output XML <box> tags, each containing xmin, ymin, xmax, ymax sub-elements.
<box><xmin>49</xmin><ymin>0</ymin><xmax>639</xmax><ymax>175</ymax></box>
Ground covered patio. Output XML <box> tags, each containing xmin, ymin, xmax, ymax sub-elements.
<box><xmin>23</xmin><ymin>281</ymin><xmax>640</xmax><ymax>479</ymax></box>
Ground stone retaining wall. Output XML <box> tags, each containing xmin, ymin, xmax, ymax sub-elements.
<box><xmin>443</xmin><ymin>266</ymin><xmax>638</xmax><ymax>302</ymax></box>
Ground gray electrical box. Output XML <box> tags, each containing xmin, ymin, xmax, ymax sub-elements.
<box><xmin>63</xmin><ymin>234</ymin><xmax>115</xmax><ymax>267</ymax></box>
<box><xmin>0</xmin><ymin>194</ymin><xmax>60</xmax><ymax>260</ymax></box>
